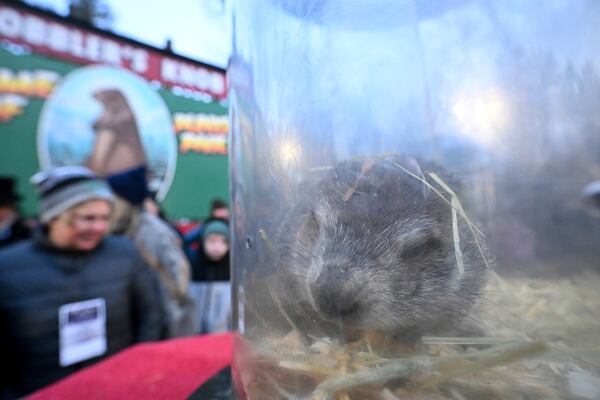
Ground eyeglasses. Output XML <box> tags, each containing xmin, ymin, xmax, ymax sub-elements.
<box><xmin>68</xmin><ymin>213</ymin><xmax>111</xmax><ymax>226</ymax></box>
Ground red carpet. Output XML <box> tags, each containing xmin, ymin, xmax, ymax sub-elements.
<box><xmin>28</xmin><ymin>333</ymin><xmax>234</xmax><ymax>400</ymax></box>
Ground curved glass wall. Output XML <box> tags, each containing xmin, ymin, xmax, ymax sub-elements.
<box><xmin>228</xmin><ymin>2</ymin><xmax>600</xmax><ymax>398</ymax></box>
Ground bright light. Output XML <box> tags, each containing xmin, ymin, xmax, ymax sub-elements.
<box><xmin>451</xmin><ymin>87</ymin><xmax>509</xmax><ymax>146</ymax></box>
<box><xmin>277</xmin><ymin>138</ymin><xmax>301</xmax><ymax>167</ymax></box>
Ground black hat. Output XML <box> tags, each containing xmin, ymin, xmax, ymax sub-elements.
<box><xmin>106</xmin><ymin>165</ymin><xmax>148</xmax><ymax>206</ymax></box>
<box><xmin>210</xmin><ymin>198</ymin><xmax>228</xmax><ymax>211</ymax></box>
<box><xmin>0</xmin><ymin>176</ymin><xmax>21</xmax><ymax>207</ymax></box>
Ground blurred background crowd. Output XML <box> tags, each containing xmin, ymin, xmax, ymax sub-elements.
<box><xmin>0</xmin><ymin>2</ymin><xmax>233</xmax><ymax>396</ymax></box>
<box><xmin>0</xmin><ymin>166</ymin><xmax>232</xmax><ymax>397</ymax></box>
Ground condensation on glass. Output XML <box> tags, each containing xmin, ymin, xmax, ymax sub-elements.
<box><xmin>228</xmin><ymin>1</ymin><xmax>600</xmax><ymax>399</ymax></box>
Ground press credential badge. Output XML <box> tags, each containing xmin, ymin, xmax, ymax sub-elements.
<box><xmin>59</xmin><ymin>298</ymin><xmax>107</xmax><ymax>367</ymax></box>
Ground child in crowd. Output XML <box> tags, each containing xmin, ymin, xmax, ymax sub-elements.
<box><xmin>189</xmin><ymin>219</ymin><xmax>231</xmax><ymax>333</ymax></box>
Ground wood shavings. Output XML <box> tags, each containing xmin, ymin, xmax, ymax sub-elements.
<box><xmin>237</xmin><ymin>272</ymin><xmax>600</xmax><ymax>399</ymax></box>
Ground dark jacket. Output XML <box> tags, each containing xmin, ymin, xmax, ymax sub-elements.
<box><xmin>0</xmin><ymin>218</ymin><xmax>31</xmax><ymax>248</ymax></box>
<box><xmin>191</xmin><ymin>245</ymin><xmax>230</xmax><ymax>282</ymax></box>
<box><xmin>0</xmin><ymin>231</ymin><xmax>163</xmax><ymax>398</ymax></box>
<box><xmin>189</xmin><ymin>217</ymin><xmax>230</xmax><ymax>282</ymax></box>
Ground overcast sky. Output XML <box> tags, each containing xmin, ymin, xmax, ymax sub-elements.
<box><xmin>24</xmin><ymin>0</ymin><xmax>232</xmax><ymax>68</ymax></box>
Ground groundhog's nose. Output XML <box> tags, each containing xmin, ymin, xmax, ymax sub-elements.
<box><xmin>310</xmin><ymin>267</ymin><xmax>360</xmax><ymax>320</ymax></box>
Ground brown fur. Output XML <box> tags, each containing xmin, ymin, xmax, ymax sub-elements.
<box><xmin>87</xmin><ymin>89</ymin><xmax>146</xmax><ymax>176</ymax></box>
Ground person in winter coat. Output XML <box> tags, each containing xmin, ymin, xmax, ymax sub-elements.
<box><xmin>0</xmin><ymin>166</ymin><xmax>162</xmax><ymax>399</ymax></box>
<box><xmin>190</xmin><ymin>218</ymin><xmax>231</xmax><ymax>333</ymax></box>
<box><xmin>0</xmin><ymin>176</ymin><xmax>31</xmax><ymax>248</ymax></box>
<box><xmin>106</xmin><ymin>165</ymin><xmax>196</xmax><ymax>339</ymax></box>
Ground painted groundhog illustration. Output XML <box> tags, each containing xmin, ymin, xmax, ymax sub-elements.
<box><xmin>86</xmin><ymin>88</ymin><xmax>146</xmax><ymax>176</ymax></box>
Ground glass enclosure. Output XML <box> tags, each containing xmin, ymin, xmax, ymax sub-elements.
<box><xmin>228</xmin><ymin>1</ymin><xmax>600</xmax><ymax>398</ymax></box>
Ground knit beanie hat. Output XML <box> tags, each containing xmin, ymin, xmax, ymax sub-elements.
<box><xmin>31</xmin><ymin>166</ymin><xmax>115</xmax><ymax>224</ymax></box>
<box><xmin>106</xmin><ymin>166</ymin><xmax>148</xmax><ymax>206</ymax></box>
<box><xmin>202</xmin><ymin>220</ymin><xmax>229</xmax><ymax>241</ymax></box>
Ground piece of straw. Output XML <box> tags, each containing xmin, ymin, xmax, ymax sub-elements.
<box><xmin>451</xmin><ymin>196</ymin><xmax>465</xmax><ymax>274</ymax></box>
<box><xmin>422</xmin><ymin>337</ymin><xmax>521</xmax><ymax>345</ymax></box>
<box><xmin>428</xmin><ymin>172</ymin><xmax>491</xmax><ymax>270</ymax></box>
<box><xmin>343</xmin><ymin>158</ymin><xmax>377</xmax><ymax>202</ymax></box>
<box><xmin>417</xmin><ymin>339</ymin><xmax>548</xmax><ymax>389</ymax></box>
<box><xmin>312</xmin><ymin>357</ymin><xmax>434</xmax><ymax>400</ymax></box>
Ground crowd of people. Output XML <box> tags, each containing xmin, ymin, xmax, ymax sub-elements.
<box><xmin>0</xmin><ymin>167</ymin><xmax>231</xmax><ymax>399</ymax></box>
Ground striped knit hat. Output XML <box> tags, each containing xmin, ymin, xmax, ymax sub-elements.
<box><xmin>31</xmin><ymin>166</ymin><xmax>115</xmax><ymax>224</ymax></box>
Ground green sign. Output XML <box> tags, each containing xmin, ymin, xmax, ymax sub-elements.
<box><xmin>0</xmin><ymin>11</ymin><xmax>228</xmax><ymax>220</ymax></box>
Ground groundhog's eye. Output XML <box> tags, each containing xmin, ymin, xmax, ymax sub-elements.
<box><xmin>401</xmin><ymin>237</ymin><xmax>442</xmax><ymax>261</ymax></box>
